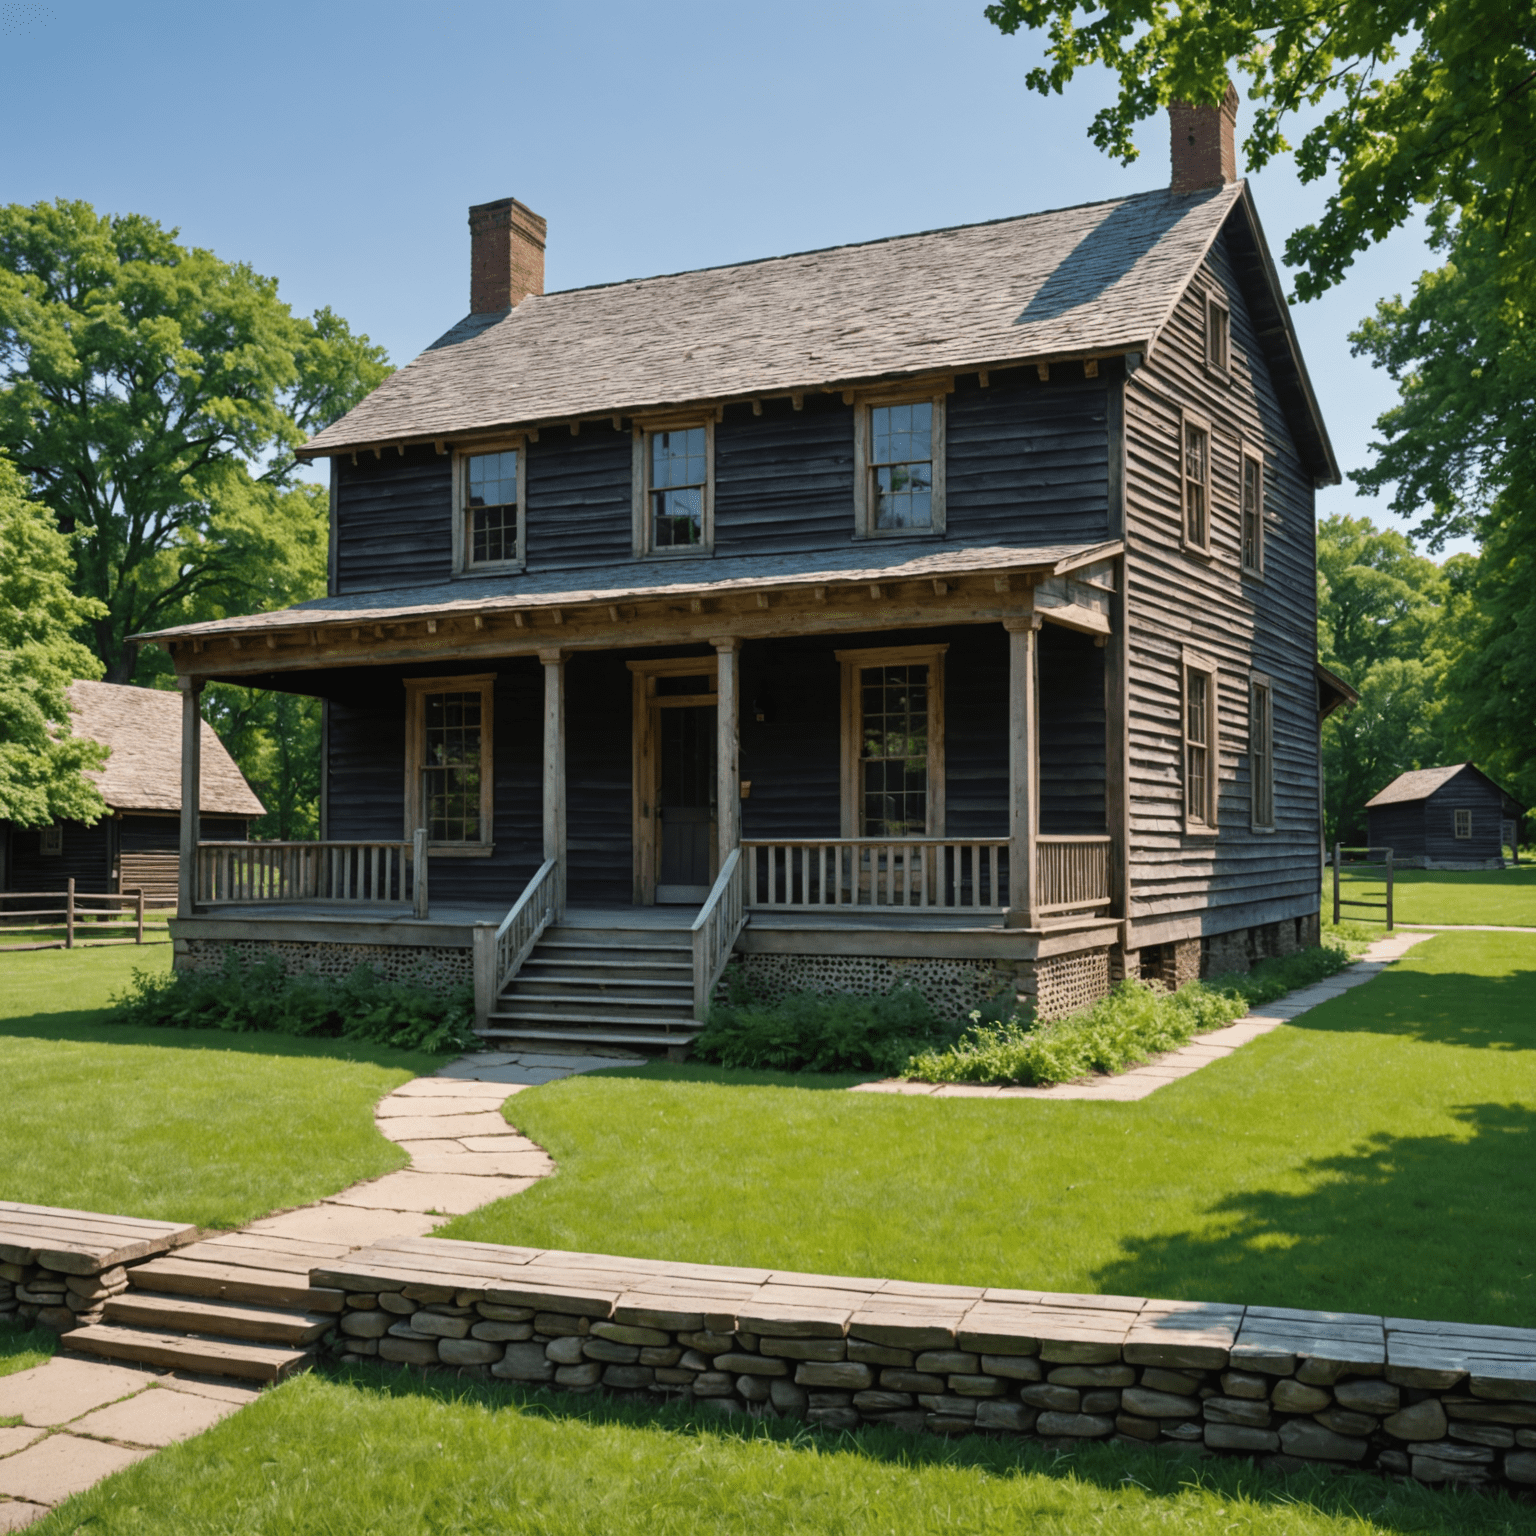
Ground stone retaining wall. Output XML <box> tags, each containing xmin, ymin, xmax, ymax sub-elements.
<box><xmin>315</xmin><ymin>1240</ymin><xmax>1536</xmax><ymax>1495</ymax></box>
<box><xmin>1</xmin><ymin>1259</ymin><xmax>126</xmax><ymax>1333</ymax></box>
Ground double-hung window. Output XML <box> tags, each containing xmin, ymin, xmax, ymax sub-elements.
<box><xmin>838</xmin><ymin>645</ymin><xmax>947</xmax><ymax>836</ymax></box>
<box><xmin>634</xmin><ymin>419</ymin><xmax>713</xmax><ymax>556</ymax></box>
<box><xmin>1183</xmin><ymin>652</ymin><xmax>1219</xmax><ymax>831</ymax></box>
<box><xmin>1205</xmin><ymin>292</ymin><xmax>1231</xmax><ymax>375</ymax></box>
<box><xmin>1181</xmin><ymin>412</ymin><xmax>1213</xmax><ymax>554</ymax></box>
<box><xmin>1241</xmin><ymin>446</ymin><xmax>1265</xmax><ymax>576</ymax></box>
<box><xmin>1249</xmin><ymin>673</ymin><xmax>1274</xmax><ymax>830</ymax></box>
<box><xmin>854</xmin><ymin>392</ymin><xmax>946</xmax><ymax>538</ymax></box>
<box><xmin>403</xmin><ymin>676</ymin><xmax>494</xmax><ymax>853</ymax></box>
<box><xmin>1454</xmin><ymin>809</ymin><xmax>1473</xmax><ymax>839</ymax></box>
<box><xmin>454</xmin><ymin>446</ymin><xmax>525</xmax><ymax>573</ymax></box>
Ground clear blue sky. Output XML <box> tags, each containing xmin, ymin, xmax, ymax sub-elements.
<box><xmin>1</xmin><ymin>0</ymin><xmax>1452</xmax><ymax>549</ymax></box>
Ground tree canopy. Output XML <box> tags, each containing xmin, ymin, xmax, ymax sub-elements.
<box><xmin>0</xmin><ymin>199</ymin><xmax>389</xmax><ymax>683</ymax></box>
<box><xmin>0</xmin><ymin>452</ymin><xmax>108</xmax><ymax>828</ymax></box>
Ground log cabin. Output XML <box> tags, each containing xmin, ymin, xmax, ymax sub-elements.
<box><xmin>137</xmin><ymin>91</ymin><xmax>1343</xmax><ymax>1053</ymax></box>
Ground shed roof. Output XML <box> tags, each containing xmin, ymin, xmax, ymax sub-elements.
<box><xmin>66</xmin><ymin>681</ymin><xmax>265</xmax><ymax>818</ymax></box>
<box><xmin>297</xmin><ymin>182</ymin><xmax>1335</xmax><ymax>483</ymax></box>
<box><xmin>1365</xmin><ymin>763</ymin><xmax>1525</xmax><ymax>813</ymax></box>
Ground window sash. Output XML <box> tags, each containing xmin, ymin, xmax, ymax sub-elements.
<box><xmin>869</xmin><ymin>402</ymin><xmax>934</xmax><ymax>532</ymax></box>
<box><xmin>1184</xmin><ymin>665</ymin><xmax>1216</xmax><ymax>827</ymax></box>
<box><xmin>637</xmin><ymin>422</ymin><xmax>712</xmax><ymax>555</ymax></box>
<box><xmin>404</xmin><ymin>677</ymin><xmax>494</xmax><ymax>849</ymax></box>
<box><xmin>858</xmin><ymin>663</ymin><xmax>930</xmax><ymax>835</ymax></box>
<box><xmin>1241</xmin><ymin>451</ymin><xmax>1264</xmax><ymax>573</ymax></box>
<box><xmin>459</xmin><ymin>446</ymin><xmax>523</xmax><ymax>570</ymax></box>
<box><xmin>1251</xmin><ymin>681</ymin><xmax>1274</xmax><ymax>828</ymax></box>
<box><xmin>1207</xmin><ymin>298</ymin><xmax>1230</xmax><ymax>371</ymax></box>
<box><xmin>1183</xmin><ymin>420</ymin><xmax>1210</xmax><ymax>550</ymax></box>
<box><xmin>1455</xmin><ymin>809</ymin><xmax>1472</xmax><ymax>839</ymax></box>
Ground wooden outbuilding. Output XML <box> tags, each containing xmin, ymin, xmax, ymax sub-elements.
<box><xmin>1</xmin><ymin>682</ymin><xmax>263</xmax><ymax>905</ymax></box>
<box><xmin>1365</xmin><ymin>764</ymin><xmax>1524</xmax><ymax>869</ymax></box>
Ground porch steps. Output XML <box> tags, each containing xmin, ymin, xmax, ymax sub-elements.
<box><xmin>481</xmin><ymin>924</ymin><xmax>702</xmax><ymax>1054</ymax></box>
<box><xmin>64</xmin><ymin>1236</ymin><xmax>340</xmax><ymax>1383</ymax></box>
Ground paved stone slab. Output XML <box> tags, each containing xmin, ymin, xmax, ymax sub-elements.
<box><xmin>374</xmin><ymin>1096</ymin><xmax>513</xmax><ymax>1120</ymax></box>
<box><xmin>402</xmin><ymin>1151</ymin><xmax>555</xmax><ymax>1177</ymax></box>
<box><xmin>0</xmin><ymin>1434</ymin><xmax>150</xmax><ymax>1504</ymax></box>
<box><xmin>162</xmin><ymin>1374</ymin><xmax>264</xmax><ymax>1405</ymax></box>
<box><xmin>0</xmin><ymin>1500</ymin><xmax>49</xmax><ymax>1532</ymax></box>
<box><xmin>244</xmin><ymin>1205</ymin><xmax>439</xmax><ymax>1245</ymax></box>
<box><xmin>454</xmin><ymin>1134</ymin><xmax>550</xmax><ymax>1153</ymax></box>
<box><xmin>930</xmin><ymin>1084</ymin><xmax>1001</xmax><ymax>1098</ymax></box>
<box><xmin>0</xmin><ymin>1358</ymin><xmax>158</xmax><ymax>1427</ymax></box>
<box><xmin>0</xmin><ymin>1427</ymin><xmax>45</xmax><ymax>1458</ymax></box>
<box><xmin>387</xmin><ymin>1079</ymin><xmax>515</xmax><ymax>1099</ymax></box>
<box><xmin>434</xmin><ymin>1063</ymin><xmax>565</xmax><ymax>1084</ymax></box>
<box><xmin>328</xmin><ymin>1171</ymin><xmax>538</xmax><ymax>1215</ymax></box>
<box><xmin>372</xmin><ymin>1111</ymin><xmax>515</xmax><ymax>1140</ymax></box>
<box><xmin>70</xmin><ymin>1383</ymin><xmax>240</xmax><ymax>1447</ymax></box>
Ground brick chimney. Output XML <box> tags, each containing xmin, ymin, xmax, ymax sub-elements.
<box><xmin>1169</xmin><ymin>81</ymin><xmax>1239</xmax><ymax>194</ymax></box>
<box><xmin>468</xmin><ymin>196</ymin><xmax>547</xmax><ymax>314</ymax></box>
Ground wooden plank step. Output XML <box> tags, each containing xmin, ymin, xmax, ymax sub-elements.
<box><xmin>522</xmin><ymin>958</ymin><xmax>692</xmax><ymax>972</ymax></box>
<box><xmin>127</xmin><ymin>1256</ymin><xmax>342</xmax><ymax>1311</ymax></box>
<box><xmin>488</xmin><ymin>1010</ymin><xmax>698</xmax><ymax>1030</ymax></box>
<box><xmin>510</xmin><ymin>974</ymin><xmax>695</xmax><ymax>991</ymax></box>
<box><xmin>104</xmin><ymin>1289</ymin><xmax>329</xmax><ymax>1345</ymax></box>
<box><xmin>67</xmin><ymin>1323</ymin><xmax>313</xmax><ymax>1382</ymax></box>
<box><xmin>478</xmin><ymin>1026</ymin><xmax>699</xmax><ymax>1049</ymax></box>
<box><xmin>193</xmin><ymin>1232</ymin><xmax>355</xmax><ymax>1262</ymax></box>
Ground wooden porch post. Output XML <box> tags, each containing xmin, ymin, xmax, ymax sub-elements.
<box><xmin>540</xmin><ymin>649</ymin><xmax>568</xmax><ymax>915</ymax></box>
<box><xmin>177</xmin><ymin>677</ymin><xmax>203</xmax><ymax>920</ymax></box>
<box><xmin>712</xmin><ymin>637</ymin><xmax>741</xmax><ymax>871</ymax></box>
<box><xmin>1004</xmin><ymin>617</ymin><xmax>1041</xmax><ymax>929</ymax></box>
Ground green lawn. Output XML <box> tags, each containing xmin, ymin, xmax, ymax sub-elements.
<box><xmin>32</xmin><ymin>1367</ymin><xmax>1533</xmax><ymax>1536</ymax></box>
<box><xmin>444</xmin><ymin>930</ymin><xmax>1536</xmax><ymax>1327</ymax></box>
<box><xmin>1332</xmin><ymin>864</ymin><xmax>1536</xmax><ymax>926</ymax></box>
<box><xmin>0</xmin><ymin>943</ymin><xmax>439</xmax><ymax>1229</ymax></box>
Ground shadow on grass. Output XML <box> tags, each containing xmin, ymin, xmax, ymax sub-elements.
<box><xmin>581</xmin><ymin>1060</ymin><xmax>875</xmax><ymax>1092</ymax></box>
<box><xmin>316</xmin><ymin>1359</ymin><xmax>1527</xmax><ymax>1532</ymax></box>
<box><xmin>1090</xmin><ymin>1101</ymin><xmax>1536</xmax><ymax>1321</ymax></box>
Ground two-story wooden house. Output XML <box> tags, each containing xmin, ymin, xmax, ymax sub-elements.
<box><xmin>141</xmin><ymin>92</ymin><xmax>1343</xmax><ymax>1054</ymax></box>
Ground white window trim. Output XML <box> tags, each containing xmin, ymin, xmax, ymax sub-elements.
<box><xmin>1454</xmin><ymin>808</ymin><xmax>1473</xmax><ymax>840</ymax></box>
<box><xmin>39</xmin><ymin>823</ymin><xmax>63</xmax><ymax>856</ymax></box>
<box><xmin>1240</xmin><ymin>442</ymin><xmax>1266</xmax><ymax>579</ymax></box>
<box><xmin>632</xmin><ymin>414</ymin><xmax>715</xmax><ymax>559</ymax></box>
<box><xmin>1182</xmin><ymin>648</ymin><xmax>1219</xmax><ymax>834</ymax></box>
<box><xmin>1249</xmin><ymin>670</ymin><xmax>1275</xmax><ymax>832</ymax></box>
<box><xmin>402</xmin><ymin>674</ymin><xmax>496</xmax><ymax>856</ymax></box>
<box><xmin>1205</xmin><ymin>290</ymin><xmax>1232</xmax><ymax>378</ymax></box>
<box><xmin>452</xmin><ymin>440</ymin><xmax>527</xmax><ymax>576</ymax></box>
<box><xmin>836</xmin><ymin>644</ymin><xmax>948</xmax><ymax>837</ymax></box>
<box><xmin>1180</xmin><ymin>409</ymin><xmax>1214</xmax><ymax>557</ymax></box>
<box><xmin>852</xmin><ymin>386</ymin><xmax>947</xmax><ymax>541</ymax></box>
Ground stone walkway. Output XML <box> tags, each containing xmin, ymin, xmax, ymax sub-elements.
<box><xmin>850</xmin><ymin>929</ymin><xmax>1436</xmax><ymax>1101</ymax></box>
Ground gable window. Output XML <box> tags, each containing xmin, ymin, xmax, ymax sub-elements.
<box><xmin>1181</xmin><ymin>413</ymin><xmax>1212</xmax><ymax>554</ymax></box>
<box><xmin>403</xmin><ymin>676</ymin><xmax>495</xmax><ymax>854</ymax></box>
<box><xmin>1454</xmin><ymin>808</ymin><xmax>1473</xmax><ymax>839</ymax></box>
<box><xmin>454</xmin><ymin>445</ymin><xmax>525</xmax><ymax>573</ymax></box>
<box><xmin>838</xmin><ymin>645</ymin><xmax>947</xmax><ymax>836</ymax></box>
<box><xmin>1183</xmin><ymin>652</ymin><xmax>1218</xmax><ymax>831</ymax></box>
<box><xmin>1250</xmin><ymin>673</ymin><xmax>1274</xmax><ymax>830</ymax></box>
<box><xmin>1205</xmin><ymin>292</ymin><xmax>1231</xmax><ymax>374</ymax></box>
<box><xmin>853</xmin><ymin>391</ymin><xmax>947</xmax><ymax>538</ymax></box>
<box><xmin>633</xmin><ymin>419</ymin><xmax>714</xmax><ymax>556</ymax></box>
<box><xmin>1241</xmin><ymin>446</ymin><xmax>1265</xmax><ymax>576</ymax></box>
<box><xmin>39</xmin><ymin>823</ymin><xmax>62</xmax><ymax>856</ymax></box>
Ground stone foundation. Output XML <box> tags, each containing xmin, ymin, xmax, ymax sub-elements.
<box><xmin>176</xmin><ymin>935</ymin><xmax>472</xmax><ymax>994</ymax></box>
<box><xmin>1137</xmin><ymin>916</ymin><xmax>1323</xmax><ymax>988</ymax></box>
<box><xmin>1</xmin><ymin>1258</ymin><xmax>127</xmax><ymax>1333</ymax></box>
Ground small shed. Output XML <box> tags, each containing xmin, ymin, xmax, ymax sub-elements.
<box><xmin>1</xmin><ymin>682</ymin><xmax>265</xmax><ymax>904</ymax></box>
<box><xmin>1365</xmin><ymin>764</ymin><xmax>1524</xmax><ymax>869</ymax></box>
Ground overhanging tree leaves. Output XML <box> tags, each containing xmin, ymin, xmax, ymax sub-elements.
<box><xmin>0</xmin><ymin>200</ymin><xmax>389</xmax><ymax>682</ymax></box>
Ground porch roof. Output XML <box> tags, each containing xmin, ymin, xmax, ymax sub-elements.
<box><xmin>136</xmin><ymin>540</ymin><xmax>1119</xmax><ymax>648</ymax></box>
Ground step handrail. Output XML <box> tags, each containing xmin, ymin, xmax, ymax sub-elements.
<box><xmin>473</xmin><ymin>858</ymin><xmax>563</xmax><ymax>1031</ymax></box>
<box><xmin>690</xmin><ymin>847</ymin><xmax>746</xmax><ymax>1024</ymax></box>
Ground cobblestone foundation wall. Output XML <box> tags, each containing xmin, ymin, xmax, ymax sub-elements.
<box><xmin>731</xmin><ymin>954</ymin><xmax>1007</xmax><ymax>1019</ymax></box>
<box><xmin>1034</xmin><ymin>949</ymin><xmax>1113</xmax><ymax>1020</ymax></box>
<box><xmin>177</xmin><ymin>936</ymin><xmax>472</xmax><ymax>993</ymax></box>
<box><xmin>2</xmin><ymin>1258</ymin><xmax>126</xmax><ymax>1333</ymax></box>
<box><xmin>1140</xmin><ymin>917</ymin><xmax>1325</xmax><ymax>987</ymax></box>
<box><xmin>322</xmin><ymin>1275</ymin><xmax>1536</xmax><ymax>1495</ymax></box>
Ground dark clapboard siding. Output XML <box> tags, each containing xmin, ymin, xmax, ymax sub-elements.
<box><xmin>6</xmin><ymin>818</ymin><xmax>112</xmax><ymax>896</ymax></box>
<box><xmin>1424</xmin><ymin>773</ymin><xmax>1509</xmax><ymax>861</ymax></box>
<box><xmin>1124</xmin><ymin>225</ymin><xmax>1321</xmax><ymax>942</ymax></box>
<box><xmin>525</xmin><ymin>427</ymin><xmax>633</xmax><ymax>569</ymax></box>
<box><xmin>335</xmin><ymin>445</ymin><xmax>453</xmax><ymax>593</ymax></box>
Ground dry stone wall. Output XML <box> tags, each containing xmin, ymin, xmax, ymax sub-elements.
<box><xmin>177</xmin><ymin>936</ymin><xmax>472</xmax><ymax>993</ymax></box>
<box><xmin>314</xmin><ymin>1239</ymin><xmax>1536</xmax><ymax>1496</ymax></box>
<box><xmin>2</xmin><ymin>1259</ymin><xmax>126</xmax><ymax>1333</ymax></box>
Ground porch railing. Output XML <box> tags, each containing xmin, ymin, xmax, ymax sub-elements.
<box><xmin>692</xmin><ymin>848</ymin><xmax>746</xmax><ymax>1021</ymax></box>
<box><xmin>196</xmin><ymin>831</ymin><xmax>428</xmax><ymax>918</ymax></box>
<box><xmin>743</xmin><ymin>839</ymin><xmax>1009</xmax><ymax>911</ymax></box>
<box><xmin>473</xmin><ymin>858</ymin><xmax>562</xmax><ymax>1031</ymax></box>
<box><xmin>1035</xmin><ymin>835</ymin><xmax>1112</xmax><ymax>917</ymax></box>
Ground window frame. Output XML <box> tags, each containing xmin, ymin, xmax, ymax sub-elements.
<box><xmin>1204</xmin><ymin>290</ymin><xmax>1232</xmax><ymax>378</ymax></box>
<box><xmin>1249</xmin><ymin>670</ymin><xmax>1275</xmax><ymax>832</ymax></box>
<box><xmin>452</xmin><ymin>440</ymin><xmax>527</xmax><ymax>576</ymax></box>
<box><xmin>401</xmin><ymin>674</ymin><xmax>496</xmax><ymax>856</ymax></box>
<box><xmin>1454</xmin><ymin>808</ymin><xmax>1473</xmax><ymax>840</ymax></box>
<box><xmin>852</xmin><ymin>387</ymin><xmax>947</xmax><ymax>541</ymax></box>
<box><xmin>836</xmin><ymin>644</ymin><xmax>948</xmax><ymax>837</ymax></box>
<box><xmin>1240</xmin><ymin>442</ymin><xmax>1266</xmax><ymax>578</ymax></box>
<box><xmin>1180</xmin><ymin>410</ymin><xmax>1214</xmax><ymax>556</ymax></box>
<box><xmin>1181</xmin><ymin>649</ymin><xmax>1219</xmax><ymax>834</ymax></box>
<box><xmin>632</xmin><ymin>414</ymin><xmax>715</xmax><ymax>559</ymax></box>
<box><xmin>39</xmin><ymin>823</ymin><xmax>62</xmax><ymax>856</ymax></box>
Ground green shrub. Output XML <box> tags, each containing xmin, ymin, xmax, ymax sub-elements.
<box><xmin>904</xmin><ymin>942</ymin><xmax>1355</xmax><ymax>1088</ymax></box>
<box><xmin>111</xmin><ymin>951</ymin><xmax>477</xmax><ymax>1055</ymax></box>
<box><xmin>694</xmin><ymin>981</ymin><xmax>959</xmax><ymax>1074</ymax></box>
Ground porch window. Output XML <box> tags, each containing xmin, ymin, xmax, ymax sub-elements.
<box><xmin>1241</xmin><ymin>446</ymin><xmax>1265</xmax><ymax>576</ymax></box>
<box><xmin>1182</xmin><ymin>413</ymin><xmax>1212</xmax><ymax>554</ymax></box>
<box><xmin>455</xmin><ymin>445</ymin><xmax>526</xmax><ymax>572</ymax></box>
<box><xmin>635</xmin><ymin>420</ymin><xmax>714</xmax><ymax>556</ymax></box>
<box><xmin>837</xmin><ymin>644</ymin><xmax>947</xmax><ymax>836</ymax></box>
<box><xmin>1183</xmin><ymin>654</ymin><xmax>1218</xmax><ymax>831</ymax></box>
<box><xmin>1455</xmin><ymin>808</ymin><xmax>1472</xmax><ymax>839</ymax></box>
<box><xmin>1249</xmin><ymin>673</ymin><xmax>1274</xmax><ymax>830</ymax></box>
<box><xmin>853</xmin><ymin>391</ymin><xmax>947</xmax><ymax>538</ymax></box>
<box><xmin>403</xmin><ymin>676</ymin><xmax>495</xmax><ymax>853</ymax></box>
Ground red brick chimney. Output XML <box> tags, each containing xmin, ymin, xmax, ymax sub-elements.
<box><xmin>1169</xmin><ymin>81</ymin><xmax>1240</xmax><ymax>194</ymax></box>
<box><xmin>468</xmin><ymin>197</ymin><xmax>547</xmax><ymax>313</ymax></box>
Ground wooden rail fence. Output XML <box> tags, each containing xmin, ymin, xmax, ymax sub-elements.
<box><xmin>0</xmin><ymin>882</ymin><xmax>149</xmax><ymax>950</ymax></box>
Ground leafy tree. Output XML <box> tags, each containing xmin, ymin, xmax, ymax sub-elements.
<box><xmin>0</xmin><ymin>453</ymin><xmax>108</xmax><ymax>827</ymax></box>
<box><xmin>0</xmin><ymin>199</ymin><xmax>389</xmax><ymax>683</ymax></box>
<box><xmin>983</xmin><ymin>0</ymin><xmax>1536</xmax><ymax>299</ymax></box>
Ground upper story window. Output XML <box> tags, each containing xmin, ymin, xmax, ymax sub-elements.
<box><xmin>403</xmin><ymin>675</ymin><xmax>495</xmax><ymax>854</ymax></box>
<box><xmin>454</xmin><ymin>445</ymin><xmax>525</xmax><ymax>573</ymax></box>
<box><xmin>1183</xmin><ymin>651</ymin><xmax>1218</xmax><ymax>832</ymax></box>
<box><xmin>1205</xmin><ymin>291</ymin><xmax>1231</xmax><ymax>375</ymax></box>
<box><xmin>854</xmin><ymin>392</ymin><xmax>947</xmax><ymax>538</ymax></box>
<box><xmin>1249</xmin><ymin>673</ymin><xmax>1274</xmax><ymax>831</ymax></box>
<box><xmin>1181</xmin><ymin>412</ymin><xmax>1212</xmax><ymax>555</ymax></box>
<box><xmin>634</xmin><ymin>419</ymin><xmax>714</xmax><ymax>557</ymax></box>
<box><xmin>1241</xmin><ymin>446</ymin><xmax>1265</xmax><ymax>576</ymax></box>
